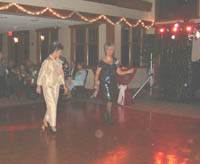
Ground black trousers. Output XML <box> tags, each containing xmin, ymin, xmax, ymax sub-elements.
<box><xmin>0</xmin><ymin>76</ymin><xmax>6</xmax><ymax>98</ymax></box>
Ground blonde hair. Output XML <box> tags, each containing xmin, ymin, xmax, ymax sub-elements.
<box><xmin>104</xmin><ymin>42</ymin><xmax>115</xmax><ymax>54</ymax></box>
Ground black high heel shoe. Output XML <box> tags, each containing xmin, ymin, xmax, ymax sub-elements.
<box><xmin>102</xmin><ymin>112</ymin><xmax>113</xmax><ymax>125</ymax></box>
<box><xmin>41</xmin><ymin>121</ymin><xmax>49</xmax><ymax>132</ymax></box>
<box><xmin>49</xmin><ymin>127</ymin><xmax>57</xmax><ymax>134</ymax></box>
<box><xmin>102</xmin><ymin>112</ymin><xmax>108</xmax><ymax>122</ymax></box>
<box><xmin>107</xmin><ymin>118</ymin><xmax>113</xmax><ymax>125</ymax></box>
<box><xmin>107</xmin><ymin>113</ymin><xmax>114</xmax><ymax>125</ymax></box>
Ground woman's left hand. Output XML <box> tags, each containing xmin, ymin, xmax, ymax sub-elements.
<box><xmin>36</xmin><ymin>85</ymin><xmax>42</xmax><ymax>95</ymax></box>
<box><xmin>64</xmin><ymin>86</ymin><xmax>69</xmax><ymax>95</ymax></box>
<box><xmin>128</xmin><ymin>68</ymin><xmax>134</xmax><ymax>74</ymax></box>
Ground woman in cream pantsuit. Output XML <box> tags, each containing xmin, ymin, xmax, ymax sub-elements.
<box><xmin>36</xmin><ymin>42</ymin><xmax>69</xmax><ymax>133</ymax></box>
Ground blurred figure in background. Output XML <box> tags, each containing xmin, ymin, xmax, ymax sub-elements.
<box><xmin>0</xmin><ymin>51</ymin><xmax>6</xmax><ymax>98</ymax></box>
<box><xmin>67</xmin><ymin>61</ymin><xmax>87</xmax><ymax>92</ymax></box>
<box><xmin>57</xmin><ymin>56</ymin><xmax>71</xmax><ymax>110</ymax></box>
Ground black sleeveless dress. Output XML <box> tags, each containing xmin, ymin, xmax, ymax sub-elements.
<box><xmin>98</xmin><ymin>58</ymin><xmax>120</xmax><ymax>102</ymax></box>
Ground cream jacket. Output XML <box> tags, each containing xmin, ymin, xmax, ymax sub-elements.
<box><xmin>37</xmin><ymin>55</ymin><xmax>65</xmax><ymax>87</ymax></box>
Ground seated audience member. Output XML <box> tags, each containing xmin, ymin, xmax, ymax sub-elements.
<box><xmin>58</xmin><ymin>56</ymin><xmax>71</xmax><ymax>97</ymax></box>
<box><xmin>17</xmin><ymin>64</ymin><xmax>28</xmax><ymax>85</ymax></box>
<box><xmin>6</xmin><ymin>61</ymin><xmax>19</xmax><ymax>97</ymax></box>
<box><xmin>67</xmin><ymin>61</ymin><xmax>87</xmax><ymax>97</ymax></box>
<box><xmin>26</xmin><ymin>65</ymin><xmax>39</xmax><ymax>100</ymax></box>
<box><xmin>57</xmin><ymin>56</ymin><xmax>71</xmax><ymax>110</ymax></box>
<box><xmin>0</xmin><ymin>51</ymin><xmax>6</xmax><ymax>98</ymax></box>
<box><xmin>69</xmin><ymin>61</ymin><xmax>75</xmax><ymax>77</ymax></box>
<box><xmin>15</xmin><ymin>64</ymin><xmax>29</xmax><ymax>99</ymax></box>
<box><xmin>27</xmin><ymin>65</ymin><xmax>39</xmax><ymax>85</ymax></box>
<box><xmin>60</xmin><ymin>56</ymin><xmax>70</xmax><ymax>80</ymax></box>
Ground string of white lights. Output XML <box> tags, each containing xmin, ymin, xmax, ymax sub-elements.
<box><xmin>0</xmin><ymin>2</ymin><xmax>154</xmax><ymax>29</ymax></box>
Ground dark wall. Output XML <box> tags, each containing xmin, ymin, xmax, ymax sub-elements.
<box><xmin>157</xmin><ymin>0</ymin><xmax>198</xmax><ymax>20</ymax></box>
<box><xmin>158</xmin><ymin>34</ymin><xmax>193</xmax><ymax>102</ymax></box>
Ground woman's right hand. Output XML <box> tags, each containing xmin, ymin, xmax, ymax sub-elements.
<box><xmin>64</xmin><ymin>86</ymin><xmax>70</xmax><ymax>95</ymax></box>
<box><xmin>68</xmin><ymin>77</ymin><xmax>72</xmax><ymax>85</ymax></box>
<box><xmin>36</xmin><ymin>85</ymin><xmax>41</xmax><ymax>95</ymax></box>
<box><xmin>94</xmin><ymin>83</ymin><xmax>99</xmax><ymax>90</ymax></box>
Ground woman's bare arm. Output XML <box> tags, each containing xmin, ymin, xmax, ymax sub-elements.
<box><xmin>116</xmin><ymin>67</ymin><xmax>134</xmax><ymax>75</ymax></box>
<box><xmin>94</xmin><ymin>67</ymin><xmax>102</xmax><ymax>89</ymax></box>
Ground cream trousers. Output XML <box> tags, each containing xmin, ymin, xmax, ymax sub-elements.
<box><xmin>43</xmin><ymin>85</ymin><xmax>60</xmax><ymax>127</ymax></box>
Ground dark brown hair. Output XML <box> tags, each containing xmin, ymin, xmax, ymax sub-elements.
<box><xmin>49</xmin><ymin>41</ymin><xmax>64</xmax><ymax>54</ymax></box>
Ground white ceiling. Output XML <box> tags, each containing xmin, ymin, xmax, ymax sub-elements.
<box><xmin>0</xmin><ymin>14</ymin><xmax>84</xmax><ymax>33</ymax></box>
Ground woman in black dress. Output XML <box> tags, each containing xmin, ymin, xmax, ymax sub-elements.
<box><xmin>94</xmin><ymin>43</ymin><xmax>134</xmax><ymax>125</ymax></box>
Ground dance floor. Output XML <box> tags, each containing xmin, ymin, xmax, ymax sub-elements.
<box><xmin>0</xmin><ymin>100</ymin><xmax>200</xmax><ymax>164</ymax></box>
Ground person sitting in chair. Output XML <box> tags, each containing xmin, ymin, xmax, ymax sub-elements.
<box><xmin>67</xmin><ymin>61</ymin><xmax>87</xmax><ymax>97</ymax></box>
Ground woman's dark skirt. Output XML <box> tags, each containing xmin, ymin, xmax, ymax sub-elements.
<box><xmin>100</xmin><ymin>79</ymin><xmax>118</xmax><ymax>103</ymax></box>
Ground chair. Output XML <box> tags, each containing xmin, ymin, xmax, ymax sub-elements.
<box><xmin>116</xmin><ymin>68</ymin><xmax>137</xmax><ymax>105</ymax></box>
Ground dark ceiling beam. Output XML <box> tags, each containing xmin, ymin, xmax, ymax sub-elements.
<box><xmin>84</xmin><ymin>0</ymin><xmax>152</xmax><ymax>12</ymax></box>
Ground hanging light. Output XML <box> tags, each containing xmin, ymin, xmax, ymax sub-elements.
<box><xmin>171</xmin><ymin>35</ymin><xmax>176</xmax><ymax>40</ymax></box>
<box><xmin>159</xmin><ymin>27</ymin><xmax>165</xmax><ymax>34</ymax></box>
<box><xmin>13</xmin><ymin>37</ymin><xmax>19</xmax><ymax>43</ymax></box>
<box><xmin>172</xmin><ymin>23</ymin><xmax>180</xmax><ymax>33</ymax></box>
<box><xmin>172</xmin><ymin>27</ymin><xmax>178</xmax><ymax>33</ymax></box>
<box><xmin>40</xmin><ymin>35</ymin><xmax>45</xmax><ymax>41</ymax></box>
<box><xmin>174</xmin><ymin>23</ymin><xmax>179</xmax><ymax>28</ymax></box>
<box><xmin>186</xmin><ymin>25</ymin><xmax>193</xmax><ymax>33</ymax></box>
